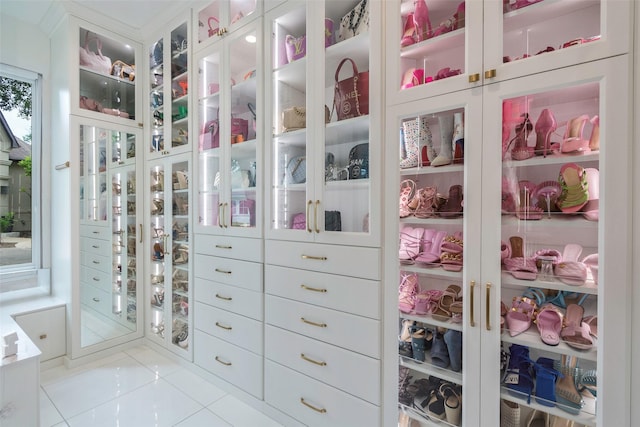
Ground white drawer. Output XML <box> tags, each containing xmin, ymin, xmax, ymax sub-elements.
<box><xmin>81</xmin><ymin>251</ymin><xmax>111</xmax><ymax>273</ymax></box>
<box><xmin>265</xmin><ymin>325</ymin><xmax>379</xmax><ymax>405</ymax></box>
<box><xmin>81</xmin><ymin>265</ymin><xmax>112</xmax><ymax>292</ymax></box>
<box><xmin>194</xmin><ymin>330</ymin><xmax>263</xmax><ymax>399</ymax></box>
<box><xmin>194</xmin><ymin>235</ymin><xmax>263</xmax><ymax>263</ymax></box>
<box><xmin>265</xmin><ymin>265</ymin><xmax>380</xmax><ymax>319</ymax></box>
<box><xmin>195</xmin><ymin>277</ymin><xmax>263</xmax><ymax>320</ymax></box>
<box><xmin>265</xmin><ymin>240</ymin><xmax>381</xmax><ymax>280</ymax></box>
<box><xmin>265</xmin><ymin>360</ymin><xmax>379</xmax><ymax>427</ymax></box>
<box><xmin>13</xmin><ymin>306</ymin><xmax>66</xmax><ymax>362</ymax></box>
<box><xmin>81</xmin><ymin>237</ymin><xmax>111</xmax><ymax>256</ymax></box>
<box><xmin>195</xmin><ymin>302</ymin><xmax>263</xmax><ymax>354</ymax></box>
<box><xmin>194</xmin><ymin>254</ymin><xmax>262</xmax><ymax>291</ymax></box>
<box><xmin>81</xmin><ymin>285</ymin><xmax>112</xmax><ymax>316</ymax></box>
<box><xmin>266</xmin><ymin>295</ymin><xmax>380</xmax><ymax>358</ymax></box>
<box><xmin>80</xmin><ymin>224</ymin><xmax>110</xmax><ymax>240</ymax></box>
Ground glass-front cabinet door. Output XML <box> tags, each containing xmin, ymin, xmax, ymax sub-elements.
<box><xmin>148</xmin><ymin>20</ymin><xmax>190</xmax><ymax>157</ymax></box>
<box><xmin>482</xmin><ymin>56</ymin><xmax>631</xmax><ymax>427</ymax></box>
<box><xmin>77</xmin><ymin>22</ymin><xmax>139</xmax><ymax>122</ymax></box>
<box><xmin>196</xmin><ymin>0</ymin><xmax>259</xmax><ymax>46</ymax></box>
<box><xmin>196</xmin><ymin>23</ymin><xmax>260</xmax><ymax>236</ymax></box>
<box><xmin>76</xmin><ymin>118</ymin><xmax>142</xmax><ymax>350</ymax></box>
<box><xmin>266</xmin><ymin>0</ymin><xmax>381</xmax><ymax>246</ymax></box>
<box><xmin>387</xmin><ymin>88</ymin><xmax>483</xmax><ymax>427</ymax></box>
<box><xmin>147</xmin><ymin>155</ymin><xmax>192</xmax><ymax>358</ymax></box>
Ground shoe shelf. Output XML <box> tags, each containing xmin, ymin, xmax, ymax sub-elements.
<box><xmin>500</xmin><ymin>272</ymin><xmax>598</xmax><ymax>295</ymax></box>
<box><xmin>500</xmin><ymin>389</ymin><xmax>597</xmax><ymax>427</ymax></box>
<box><xmin>501</xmin><ymin>214</ymin><xmax>599</xmax><ymax>230</ymax></box>
<box><xmin>400</xmin><ymin>355</ymin><xmax>463</xmax><ymax>386</ymax></box>
<box><xmin>400</xmin><ymin>311</ymin><xmax>463</xmax><ymax>333</ymax></box>
<box><xmin>325</xmin><ymin>116</ymin><xmax>370</xmax><ymax>145</ymax></box>
<box><xmin>400</xmin><ymin>264</ymin><xmax>463</xmax><ymax>279</ymax></box>
<box><xmin>503</xmin><ymin>0</ymin><xmax>598</xmax><ymax>33</ymax></box>
<box><xmin>501</xmin><ymin>329</ymin><xmax>597</xmax><ymax>362</ymax></box>
<box><xmin>400</xmin><ymin>217</ymin><xmax>464</xmax><ymax>226</ymax></box>
<box><xmin>400</xmin><ymin>163</ymin><xmax>463</xmax><ymax>176</ymax></box>
<box><xmin>502</xmin><ymin>152</ymin><xmax>599</xmax><ymax>169</ymax></box>
<box><xmin>400</xmin><ymin>28</ymin><xmax>464</xmax><ymax>61</ymax></box>
<box><xmin>399</xmin><ymin>403</ymin><xmax>459</xmax><ymax>427</ymax></box>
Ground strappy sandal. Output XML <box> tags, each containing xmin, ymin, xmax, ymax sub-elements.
<box><xmin>432</xmin><ymin>284</ymin><xmax>462</xmax><ymax>321</ymax></box>
<box><xmin>439</xmin><ymin>383</ymin><xmax>462</xmax><ymax>425</ymax></box>
<box><xmin>414</xmin><ymin>289</ymin><xmax>442</xmax><ymax>315</ymax></box>
<box><xmin>536</xmin><ymin>303</ymin><xmax>563</xmax><ymax>346</ymax></box>
<box><xmin>411</xmin><ymin>186</ymin><xmax>437</xmax><ymax>218</ymax></box>
<box><xmin>555</xmin><ymin>354</ymin><xmax>585</xmax><ymax>414</ymax></box>
<box><xmin>415</xmin><ymin>230</ymin><xmax>447</xmax><ymax>265</ymax></box>
<box><xmin>561</xmin><ymin>303</ymin><xmax>593</xmax><ymax>349</ymax></box>
<box><xmin>504</xmin><ymin>344</ymin><xmax>534</xmax><ymax>402</ymax></box>
<box><xmin>440</xmin><ymin>233</ymin><xmax>463</xmax><ymax>272</ymax></box>
<box><xmin>399</xmin><ymin>226</ymin><xmax>424</xmax><ymax>262</ymax></box>
<box><xmin>503</xmin><ymin>236</ymin><xmax>538</xmax><ymax>280</ymax></box>
<box><xmin>438</xmin><ymin>185</ymin><xmax>463</xmax><ymax>218</ymax></box>
<box><xmin>398</xmin><ymin>273</ymin><xmax>419</xmax><ymax>313</ymax></box>
<box><xmin>515</xmin><ymin>180</ymin><xmax>543</xmax><ymax>220</ymax></box>
<box><xmin>399</xmin><ymin>179</ymin><xmax>416</xmax><ymax>218</ymax></box>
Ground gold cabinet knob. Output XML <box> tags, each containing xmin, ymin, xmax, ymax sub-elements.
<box><xmin>468</xmin><ymin>73</ymin><xmax>480</xmax><ymax>83</ymax></box>
<box><xmin>484</xmin><ymin>69</ymin><xmax>497</xmax><ymax>79</ymax></box>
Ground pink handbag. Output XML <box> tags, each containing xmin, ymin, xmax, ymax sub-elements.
<box><xmin>291</xmin><ymin>213</ymin><xmax>306</xmax><ymax>230</ymax></box>
<box><xmin>333</xmin><ymin>58</ymin><xmax>369</xmax><ymax>120</ymax></box>
<box><xmin>285</xmin><ymin>34</ymin><xmax>306</xmax><ymax>63</ymax></box>
<box><xmin>79</xmin><ymin>30</ymin><xmax>112</xmax><ymax>74</ymax></box>
<box><xmin>199</xmin><ymin>120</ymin><xmax>219</xmax><ymax>150</ymax></box>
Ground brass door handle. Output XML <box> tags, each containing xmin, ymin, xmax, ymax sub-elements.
<box><xmin>470</xmin><ymin>280</ymin><xmax>476</xmax><ymax>327</ymax></box>
<box><xmin>300</xmin><ymin>398</ymin><xmax>327</xmax><ymax>413</ymax></box>
<box><xmin>215</xmin><ymin>293</ymin><xmax>232</xmax><ymax>301</ymax></box>
<box><xmin>139</xmin><ymin>224</ymin><xmax>143</xmax><ymax>243</ymax></box>
<box><xmin>215</xmin><ymin>244</ymin><xmax>232</xmax><ymax>249</ymax></box>
<box><xmin>306</xmin><ymin>200</ymin><xmax>313</xmax><ymax>233</ymax></box>
<box><xmin>301</xmin><ymin>317</ymin><xmax>327</xmax><ymax>328</ymax></box>
<box><xmin>314</xmin><ymin>200</ymin><xmax>320</xmax><ymax>233</ymax></box>
<box><xmin>486</xmin><ymin>282</ymin><xmax>492</xmax><ymax>331</ymax></box>
<box><xmin>218</xmin><ymin>203</ymin><xmax>224</xmax><ymax>228</ymax></box>
<box><xmin>301</xmin><ymin>284</ymin><xmax>327</xmax><ymax>293</ymax></box>
<box><xmin>215</xmin><ymin>268</ymin><xmax>232</xmax><ymax>275</ymax></box>
<box><xmin>484</xmin><ymin>69</ymin><xmax>496</xmax><ymax>79</ymax></box>
<box><xmin>301</xmin><ymin>255</ymin><xmax>328</xmax><ymax>261</ymax></box>
<box><xmin>300</xmin><ymin>353</ymin><xmax>327</xmax><ymax>366</ymax></box>
<box><xmin>469</xmin><ymin>73</ymin><xmax>480</xmax><ymax>83</ymax></box>
<box><xmin>223</xmin><ymin>202</ymin><xmax>229</xmax><ymax>227</ymax></box>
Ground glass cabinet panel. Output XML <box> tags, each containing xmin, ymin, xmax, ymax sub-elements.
<box><xmin>197</xmin><ymin>0</ymin><xmax>258</xmax><ymax>44</ymax></box>
<box><xmin>79</xmin><ymin>27</ymin><xmax>136</xmax><ymax>120</ymax></box>
<box><xmin>170</xmin><ymin>23</ymin><xmax>189</xmax><ymax>150</ymax></box>
<box><xmin>498</xmin><ymin>81</ymin><xmax>600</xmax><ymax>423</ymax></box>
<box><xmin>149</xmin><ymin>36</ymin><xmax>165</xmax><ymax>154</ymax></box>
<box><xmin>79</xmin><ymin>125</ymin><xmax>108</xmax><ymax>223</ymax></box>
<box><xmin>148</xmin><ymin>158</ymin><xmax>191</xmax><ymax>353</ymax></box>
<box><xmin>270</xmin><ymin>3</ymin><xmax>308</xmax><ymax>232</ymax></box>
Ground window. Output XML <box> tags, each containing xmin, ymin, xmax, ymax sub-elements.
<box><xmin>0</xmin><ymin>64</ymin><xmax>48</xmax><ymax>293</ymax></box>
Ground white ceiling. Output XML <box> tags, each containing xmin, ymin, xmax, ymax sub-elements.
<box><xmin>0</xmin><ymin>0</ymin><xmax>190</xmax><ymax>31</ymax></box>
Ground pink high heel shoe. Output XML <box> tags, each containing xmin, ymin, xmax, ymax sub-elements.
<box><xmin>506</xmin><ymin>113</ymin><xmax>534</xmax><ymax>160</ymax></box>
<box><xmin>534</xmin><ymin>109</ymin><xmax>558</xmax><ymax>157</ymax></box>
<box><xmin>401</xmin><ymin>13</ymin><xmax>417</xmax><ymax>47</ymax></box>
<box><xmin>413</xmin><ymin>0</ymin><xmax>432</xmax><ymax>41</ymax></box>
<box><xmin>401</xmin><ymin>67</ymin><xmax>424</xmax><ymax>89</ymax></box>
<box><xmin>561</xmin><ymin>115</ymin><xmax>591</xmax><ymax>154</ymax></box>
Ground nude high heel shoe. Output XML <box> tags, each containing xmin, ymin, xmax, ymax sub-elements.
<box><xmin>561</xmin><ymin>114</ymin><xmax>591</xmax><ymax>154</ymax></box>
<box><xmin>452</xmin><ymin>112</ymin><xmax>464</xmax><ymax>164</ymax></box>
<box><xmin>432</xmin><ymin>114</ymin><xmax>453</xmax><ymax>167</ymax></box>
<box><xmin>534</xmin><ymin>109</ymin><xmax>557</xmax><ymax>157</ymax></box>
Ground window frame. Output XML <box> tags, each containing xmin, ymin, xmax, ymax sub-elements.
<box><xmin>0</xmin><ymin>63</ymin><xmax>49</xmax><ymax>293</ymax></box>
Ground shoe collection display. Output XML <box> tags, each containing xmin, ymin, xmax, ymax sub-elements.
<box><xmin>400</xmin><ymin>113</ymin><xmax>465</xmax><ymax>168</ymax></box>
<box><xmin>399</xmin><ymin>1</ymin><xmax>466</xmax><ymax>48</ymax></box>
<box><xmin>398</xmin><ymin>227</ymin><xmax>464</xmax><ymax>271</ymax></box>
<box><xmin>399</xmin><ymin>375</ymin><xmax>462</xmax><ymax>426</ymax></box>
<box><xmin>399</xmin><ymin>180</ymin><xmax>463</xmax><ymax>219</ymax></box>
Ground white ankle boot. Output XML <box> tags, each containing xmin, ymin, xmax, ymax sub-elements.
<box><xmin>432</xmin><ymin>114</ymin><xmax>453</xmax><ymax>167</ymax></box>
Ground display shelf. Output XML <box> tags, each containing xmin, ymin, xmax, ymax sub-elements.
<box><xmin>325</xmin><ymin>115</ymin><xmax>369</xmax><ymax>145</ymax></box>
<box><xmin>500</xmin><ymin>272</ymin><xmax>598</xmax><ymax>295</ymax></box>
<box><xmin>400</xmin><ymin>164</ymin><xmax>464</xmax><ymax>176</ymax></box>
<box><xmin>399</xmin><ymin>311</ymin><xmax>463</xmax><ymax>332</ymax></box>
<box><xmin>400</xmin><ymin>263</ymin><xmax>464</xmax><ymax>279</ymax></box>
<box><xmin>502</xmin><ymin>152</ymin><xmax>599</xmax><ymax>169</ymax></box>
<box><xmin>501</xmin><ymin>329</ymin><xmax>597</xmax><ymax>362</ymax></box>
<box><xmin>273</xmin><ymin>58</ymin><xmax>307</xmax><ymax>93</ymax></box>
<box><xmin>399</xmin><ymin>217</ymin><xmax>464</xmax><ymax>226</ymax></box>
<box><xmin>399</xmin><ymin>403</ymin><xmax>458</xmax><ymax>427</ymax></box>
<box><xmin>400</xmin><ymin>28</ymin><xmax>465</xmax><ymax>60</ymax></box>
<box><xmin>500</xmin><ymin>390</ymin><xmax>597</xmax><ymax>426</ymax></box>
<box><xmin>503</xmin><ymin>0</ymin><xmax>597</xmax><ymax>32</ymax></box>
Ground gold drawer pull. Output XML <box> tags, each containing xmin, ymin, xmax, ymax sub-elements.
<box><xmin>39</xmin><ymin>334</ymin><xmax>47</xmax><ymax>340</ymax></box>
<box><xmin>301</xmin><ymin>255</ymin><xmax>328</xmax><ymax>261</ymax></box>
<box><xmin>92</xmin><ymin>260</ymin><xmax>100</xmax><ymax>264</ymax></box>
<box><xmin>301</xmin><ymin>353</ymin><xmax>327</xmax><ymax>366</ymax></box>
<box><xmin>301</xmin><ymin>317</ymin><xmax>327</xmax><ymax>328</ymax></box>
<box><xmin>92</xmin><ymin>245</ymin><xmax>99</xmax><ymax>249</ymax></box>
<box><xmin>485</xmin><ymin>69</ymin><xmax>497</xmax><ymax>79</ymax></box>
<box><xmin>215</xmin><ymin>293</ymin><xmax>232</xmax><ymax>301</ymax></box>
<box><xmin>215</xmin><ymin>244</ymin><xmax>232</xmax><ymax>249</ymax></box>
<box><xmin>300</xmin><ymin>398</ymin><xmax>326</xmax><ymax>414</ymax></box>
<box><xmin>215</xmin><ymin>268</ymin><xmax>232</xmax><ymax>275</ymax></box>
<box><xmin>92</xmin><ymin>297</ymin><xmax>100</xmax><ymax>302</ymax></box>
<box><xmin>215</xmin><ymin>322</ymin><xmax>232</xmax><ymax>330</ymax></box>
<box><xmin>215</xmin><ymin>356</ymin><xmax>232</xmax><ymax>366</ymax></box>
<box><xmin>468</xmin><ymin>73</ymin><xmax>480</xmax><ymax>83</ymax></box>
<box><xmin>301</xmin><ymin>284</ymin><xmax>327</xmax><ymax>293</ymax></box>
<box><xmin>93</xmin><ymin>277</ymin><xmax>100</xmax><ymax>282</ymax></box>
<box><xmin>92</xmin><ymin>231</ymin><xmax>99</xmax><ymax>234</ymax></box>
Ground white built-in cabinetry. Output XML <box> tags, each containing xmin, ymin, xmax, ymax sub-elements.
<box><xmin>384</xmin><ymin>1</ymin><xmax>633</xmax><ymax>427</ymax></box>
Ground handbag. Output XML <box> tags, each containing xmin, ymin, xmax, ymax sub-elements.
<box><xmin>348</xmin><ymin>143</ymin><xmax>369</xmax><ymax>179</ymax></box>
<box><xmin>110</xmin><ymin>60</ymin><xmax>135</xmax><ymax>81</ymax></box>
<box><xmin>291</xmin><ymin>212</ymin><xmax>306</xmax><ymax>230</ymax></box>
<box><xmin>79</xmin><ymin>96</ymin><xmax>103</xmax><ymax>112</ymax></box>
<box><xmin>333</xmin><ymin>58</ymin><xmax>369</xmax><ymax>120</ymax></box>
<box><xmin>325</xmin><ymin>18</ymin><xmax>335</xmax><ymax>47</ymax></box>
<box><xmin>285</xmin><ymin>156</ymin><xmax>306</xmax><ymax>184</ymax></box>
<box><xmin>79</xmin><ymin>30</ymin><xmax>112</xmax><ymax>74</ymax></box>
<box><xmin>199</xmin><ymin>120</ymin><xmax>219</xmax><ymax>150</ymax></box>
<box><xmin>282</xmin><ymin>106</ymin><xmax>306</xmax><ymax>132</ymax></box>
<box><xmin>231</xmin><ymin>117</ymin><xmax>249</xmax><ymax>143</ymax></box>
<box><xmin>325</xmin><ymin>211</ymin><xmax>342</xmax><ymax>231</ymax></box>
<box><xmin>285</xmin><ymin>34</ymin><xmax>306</xmax><ymax>63</ymax></box>
<box><xmin>208</xmin><ymin>16</ymin><xmax>220</xmax><ymax>38</ymax></box>
<box><xmin>337</xmin><ymin>0</ymin><xmax>369</xmax><ymax>42</ymax></box>
<box><xmin>150</xmin><ymin>40</ymin><xmax>163</xmax><ymax>68</ymax></box>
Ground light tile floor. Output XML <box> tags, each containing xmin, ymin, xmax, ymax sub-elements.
<box><xmin>39</xmin><ymin>345</ymin><xmax>284</xmax><ymax>427</ymax></box>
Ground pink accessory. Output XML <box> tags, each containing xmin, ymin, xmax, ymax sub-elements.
<box><xmin>415</xmin><ymin>230</ymin><xmax>447</xmax><ymax>265</ymax></box>
<box><xmin>580</xmin><ymin>168</ymin><xmax>599</xmax><ymax>221</ymax></box>
<box><xmin>582</xmin><ymin>253</ymin><xmax>598</xmax><ymax>285</ymax></box>
<box><xmin>536</xmin><ymin>304</ymin><xmax>563</xmax><ymax>346</ymax></box>
<box><xmin>561</xmin><ymin>115</ymin><xmax>592</xmax><ymax>154</ymax></box>
<box><xmin>398</xmin><ymin>273</ymin><xmax>419</xmax><ymax>313</ymax></box>
<box><xmin>534</xmin><ymin>108</ymin><xmax>558</xmax><ymax>157</ymax></box>
<box><xmin>503</xmin><ymin>236</ymin><xmax>537</xmax><ymax>280</ymax></box>
<box><xmin>412</xmin><ymin>0</ymin><xmax>432</xmax><ymax>42</ymax></box>
<box><xmin>561</xmin><ymin>304</ymin><xmax>593</xmax><ymax>349</ymax></box>
<box><xmin>415</xmin><ymin>289</ymin><xmax>443</xmax><ymax>315</ymax></box>
<box><xmin>554</xmin><ymin>243</ymin><xmax>588</xmax><ymax>286</ymax></box>
<box><xmin>399</xmin><ymin>226</ymin><xmax>424</xmax><ymax>261</ymax></box>
<box><xmin>505</xmin><ymin>296</ymin><xmax>537</xmax><ymax>337</ymax></box>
